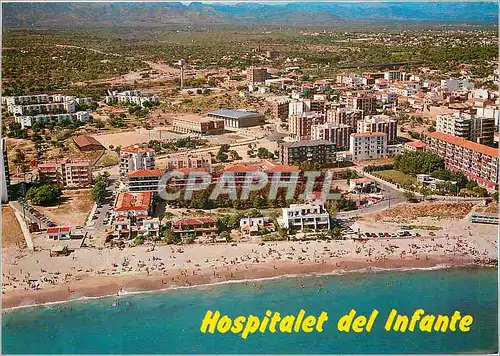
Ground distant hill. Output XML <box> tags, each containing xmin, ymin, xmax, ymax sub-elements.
<box><xmin>2</xmin><ymin>2</ymin><xmax>498</xmax><ymax>28</ymax></box>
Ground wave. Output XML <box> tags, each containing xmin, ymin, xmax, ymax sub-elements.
<box><xmin>3</xmin><ymin>263</ymin><xmax>490</xmax><ymax>312</ymax></box>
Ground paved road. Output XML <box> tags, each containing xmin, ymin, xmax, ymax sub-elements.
<box><xmin>10</xmin><ymin>201</ymin><xmax>50</xmax><ymax>229</ymax></box>
<box><xmin>87</xmin><ymin>177</ymin><xmax>117</xmax><ymax>232</ymax></box>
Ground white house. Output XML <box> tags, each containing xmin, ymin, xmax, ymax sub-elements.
<box><xmin>282</xmin><ymin>203</ymin><xmax>330</xmax><ymax>231</ymax></box>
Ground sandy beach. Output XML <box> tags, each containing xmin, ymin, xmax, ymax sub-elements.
<box><xmin>3</xmin><ymin>225</ymin><xmax>496</xmax><ymax>309</ymax></box>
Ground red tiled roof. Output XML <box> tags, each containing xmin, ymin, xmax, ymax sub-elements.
<box><xmin>266</xmin><ymin>164</ymin><xmax>301</xmax><ymax>173</ymax></box>
<box><xmin>114</xmin><ymin>192</ymin><xmax>152</xmax><ymax>211</ymax></box>
<box><xmin>121</xmin><ymin>144</ymin><xmax>154</xmax><ymax>154</ymax></box>
<box><xmin>351</xmin><ymin>178</ymin><xmax>374</xmax><ymax>183</ymax></box>
<box><xmin>126</xmin><ymin>169</ymin><xmax>163</xmax><ymax>178</ymax></box>
<box><xmin>173</xmin><ymin>217</ymin><xmax>216</xmax><ymax>227</ymax></box>
<box><xmin>405</xmin><ymin>140</ymin><xmax>427</xmax><ymax>148</ymax></box>
<box><xmin>73</xmin><ymin>135</ymin><xmax>105</xmax><ymax>149</ymax></box>
<box><xmin>222</xmin><ymin>163</ymin><xmax>260</xmax><ymax>173</ymax></box>
<box><xmin>428</xmin><ymin>132</ymin><xmax>498</xmax><ymax>158</ymax></box>
<box><xmin>47</xmin><ymin>226</ymin><xmax>71</xmax><ymax>233</ymax></box>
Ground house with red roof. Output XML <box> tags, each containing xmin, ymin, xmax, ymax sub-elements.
<box><xmin>349</xmin><ymin>177</ymin><xmax>377</xmax><ymax>193</ymax></box>
<box><xmin>403</xmin><ymin>140</ymin><xmax>426</xmax><ymax>152</ymax></box>
<box><xmin>46</xmin><ymin>226</ymin><xmax>72</xmax><ymax>240</ymax></box>
<box><xmin>172</xmin><ymin>217</ymin><xmax>218</xmax><ymax>242</ymax></box>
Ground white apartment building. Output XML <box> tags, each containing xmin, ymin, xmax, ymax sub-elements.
<box><xmin>440</xmin><ymin>79</ymin><xmax>475</xmax><ymax>91</ymax></box>
<box><xmin>105</xmin><ymin>90</ymin><xmax>159</xmax><ymax>108</ymax></box>
<box><xmin>120</xmin><ymin>144</ymin><xmax>156</xmax><ymax>175</ymax></box>
<box><xmin>124</xmin><ymin>169</ymin><xmax>163</xmax><ymax>192</ymax></box>
<box><xmin>2</xmin><ymin>94</ymin><xmax>91</xmax><ymax>106</ymax></box>
<box><xmin>282</xmin><ymin>203</ymin><xmax>331</xmax><ymax>231</ymax></box>
<box><xmin>384</xmin><ymin>71</ymin><xmax>402</xmax><ymax>82</ymax></box>
<box><xmin>8</xmin><ymin>101</ymin><xmax>77</xmax><ymax>115</ymax></box>
<box><xmin>471</xmin><ymin>89</ymin><xmax>490</xmax><ymax>100</ymax></box>
<box><xmin>436</xmin><ymin>113</ymin><xmax>472</xmax><ymax>139</ymax></box>
<box><xmin>15</xmin><ymin>111</ymin><xmax>90</xmax><ymax>129</ymax></box>
<box><xmin>379</xmin><ymin>91</ymin><xmax>398</xmax><ymax>104</ymax></box>
<box><xmin>436</xmin><ymin>113</ymin><xmax>495</xmax><ymax>145</ymax></box>
<box><xmin>349</xmin><ymin>132</ymin><xmax>388</xmax><ymax>161</ymax></box>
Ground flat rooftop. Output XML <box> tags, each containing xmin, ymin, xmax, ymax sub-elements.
<box><xmin>173</xmin><ymin>115</ymin><xmax>221</xmax><ymax>123</ymax></box>
<box><xmin>207</xmin><ymin>109</ymin><xmax>261</xmax><ymax>119</ymax></box>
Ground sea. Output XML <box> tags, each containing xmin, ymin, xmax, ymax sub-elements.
<box><xmin>2</xmin><ymin>266</ymin><xmax>498</xmax><ymax>354</ymax></box>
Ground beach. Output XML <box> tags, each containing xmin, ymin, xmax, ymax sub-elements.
<box><xmin>3</xmin><ymin>225</ymin><xmax>496</xmax><ymax>309</ymax></box>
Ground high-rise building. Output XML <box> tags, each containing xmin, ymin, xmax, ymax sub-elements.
<box><xmin>426</xmin><ymin>132</ymin><xmax>498</xmax><ymax>189</ymax></box>
<box><xmin>273</xmin><ymin>100</ymin><xmax>290</xmax><ymax>121</ymax></box>
<box><xmin>279</xmin><ymin>140</ymin><xmax>335</xmax><ymax>166</ymax></box>
<box><xmin>344</xmin><ymin>93</ymin><xmax>377</xmax><ymax>116</ymax></box>
<box><xmin>311</xmin><ymin>123</ymin><xmax>352</xmax><ymax>150</ymax></box>
<box><xmin>289</xmin><ymin>112</ymin><xmax>326</xmax><ymax>140</ymax></box>
<box><xmin>349</xmin><ymin>132</ymin><xmax>388</xmax><ymax>161</ymax></box>
<box><xmin>436</xmin><ymin>113</ymin><xmax>495</xmax><ymax>145</ymax></box>
<box><xmin>357</xmin><ymin>115</ymin><xmax>398</xmax><ymax>144</ymax></box>
<box><xmin>1</xmin><ymin>138</ymin><xmax>10</xmax><ymax>202</ymax></box>
<box><xmin>246</xmin><ymin>66</ymin><xmax>268</xmax><ymax>84</ymax></box>
<box><xmin>120</xmin><ymin>144</ymin><xmax>156</xmax><ymax>176</ymax></box>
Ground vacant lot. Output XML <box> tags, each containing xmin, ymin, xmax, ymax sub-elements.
<box><xmin>91</xmin><ymin>128</ymin><xmax>186</xmax><ymax>148</ymax></box>
<box><xmin>371</xmin><ymin>202</ymin><xmax>474</xmax><ymax>221</ymax></box>
<box><xmin>36</xmin><ymin>190</ymin><xmax>93</xmax><ymax>227</ymax></box>
<box><xmin>2</xmin><ymin>206</ymin><xmax>26</xmax><ymax>249</ymax></box>
<box><xmin>374</xmin><ymin>169</ymin><xmax>413</xmax><ymax>185</ymax></box>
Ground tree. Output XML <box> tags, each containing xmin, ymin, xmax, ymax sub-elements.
<box><xmin>278</xmin><ymin>226</ymin><xmax>290</xmax><ymax>240</ymax></box>
<box><xmin>329</xmin><ymin>226</ymin><xmax>343</xmax><ymax>240</ymax></box>
<box><xmin>91</xmin><ymin>180</ymin><xmax>107</xmax><ymax>202</ymax></box>
<box><xmin>393</xmin><ymin>151</ymin><xmax>444</xmax><ymax>175</ymax></box>
<box><xmin>26</xmin><ymin>184</ymin><xmax>62</xmax><ymax>206</ymax></box>
<box><xmin>403</xmin><ymin>190</ymin><xmax>417</xmax><ymax>203</ymax></box>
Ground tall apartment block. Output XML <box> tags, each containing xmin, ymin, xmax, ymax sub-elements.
<box><xmin>311</xmin><ymin>123</ymin><xmax>352</xmax><ymax>150</ymax></box>
<box><xmin>38</xmin><ymin>158</ymin><xmax>93</xmax><ymax>188</ymax></box>
<box><xmin>273</xmin><ymin>100</ymin><xmax>290</xmax><ymax>121</ymax></box>
<box><xmin>246</xmin><ymin>66</ymin><xmax>268</xmax><ymax>84</ymax></box>
<box><xmin>343</xmin><ymin>93</ymin><xmax>377</xmax><ymax>116</ymax></box>
<box><xmin>1</xmin><ymin>138</ymin><xmax>10</xmax><ymax>202</ymax></box>
<box><xmin>120</xmin><ymin>144</ymin><xmax>156</xmax><ymax>176</ymax></box>
<box><xmin>357</xmin><ymin>115</ymin><xmax>398</xmax><ymax>143</ymax></box>
<box><xmin>289</xmin><ymin>112</ymin><xmax>326</xmax><ymax>140</ymax></box>
<box><xmin>325</xmin><ymin>105</ymin><xmax>362</xmax><ymax>128</ymax></box>
<box><xmin>426</xmin><ymin>132</ymin><xmax>498</xmax><ymax>189</ymax></box>
<box><xmin>349</xmin><ymin>132</ymin><xmax>388</xmax><ymax>161</ymax></box>
<box><xmin>436</xmin><ymin>113</ymin><xmax>495</xmax><ymax>145</ymax></box>
<box><xmin>279</xmin><ymin>140</ymin><xmax>335</xmax><ymax>166</ymax></box>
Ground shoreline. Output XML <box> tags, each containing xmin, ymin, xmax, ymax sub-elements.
<box><xmin>2</xmin><ymin>255</ymin><xmax>488</xmax><ymax>310</ymax></box>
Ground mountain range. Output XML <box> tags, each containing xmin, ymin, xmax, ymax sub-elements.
<box><xmin>2</xmin><ymin>2</ymin><xmax>498</xmax><ymax>28</ymax></box>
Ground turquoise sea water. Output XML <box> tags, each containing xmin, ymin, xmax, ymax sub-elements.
<box><xmin>2</xmin><ymin>267</ymin><xmax>498</xmax><ymax>354</ymax></box>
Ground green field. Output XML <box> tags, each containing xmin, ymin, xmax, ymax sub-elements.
<box><xmin>373</xmin><ymin>169</ymin><xmax>413</xmax><ymax>185</ymax></box>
